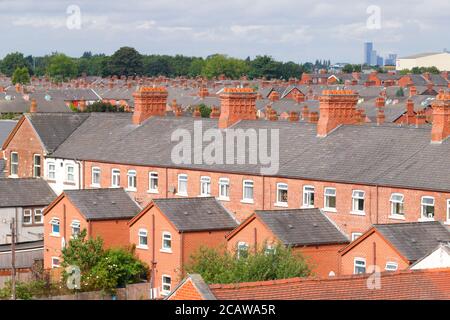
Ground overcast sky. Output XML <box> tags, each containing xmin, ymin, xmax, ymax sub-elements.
<box><xmin>0</xmin><ymin>0</ymin><xmax>449</xmax><ymax>63</ymax></box>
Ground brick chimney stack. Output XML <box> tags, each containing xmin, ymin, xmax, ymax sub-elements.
<box><xmin>376</xmin><ymin>108</ymin><xmax>385</xmax><ymax>125</ymax></box>
<box><xmin>30</xmin><ymin>99</ymin><xmax>37</xmax><ymax>113</ymax></box>
<box><xmin>193</xmin><ymin>106</ymin><xmax>201</xmax><ymax>118</ymax></box>
<box><xmin>317</xmin><ymin>90</ymin><xmax>359</xmax><ymax>137</ymax></box>
<box><xmin>210</xmin><ymin>106</ymin><xmax>220</xmax><ymax>119</ymax></box>
<box><xmin>288</xmin><ymin>111</ymin><xmax>299</xmax><ymax>122</ymax></box>
<box><xmin>132</xmin><ymin>87</ymin><xmax>168</xmax><ymax>125</ymax></box>
<box><xmin>301</xmin><ymin>105</ymin><xmax>310</xmax><ymax>120</ymax></box>
<box><xmin>78</xmin><ymin>100</ymin><xmax>87</xmax><ymax>112</ymax></box>
<box><xmin>198</xmin><ymin>87</ymin><xmax>209</xmax><ymax>98</ymax></box>
<box><xmin>218</xmin><ymin>87</ymin><xmax>257</xmax><ymax>129</ymax></box>
<box><xmin>375</xmin><ymin>96</ymin><xmax>385</xmax><ymax>108</ymax></box>
<box><xmin>431</xmin><ymin>92</ymin><xmax>450</xmax><ymax>143</ymax></box>
<box><xmin>309</xmin><ymin>112</ymin><xmax>319</xmax><ymax>123</ymax></box>
<box><xmin>406</xmin><ymin>99</ymin><xmax>415</xmax><ymax>124</ymax></box>
<box><xmin>409</xmin><ymin>86</ymin><xmax>417</xmax><ymax>97</ymax></box>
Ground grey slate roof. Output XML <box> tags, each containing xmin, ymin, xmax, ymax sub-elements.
<box><xmin>375</xmin><ymin>222</ymin><xmax>450</xmax><ymax>262</ymax></box>
<box><xmin>64</xmin><ymin>188</ymin><xmax>141</xmax><ymax>221</ymax></box>
<box><xmin>0</xmin><ymin>178</ymin><xmax>56</xmax><ymax>208</ymax></box>
<box><xmin>0</xmin><ymin>120</ymin><xmax>17</xmax><ymax>146</ymax></box>
<box><xmin>27</xmin><ymin>113</ymin><xmax>89</xmax><ymax>152</ymax></box>
<box><xmin>153</xmin><ymin>197</ymin><xmax>238</xmax><ymax>232</ymax></box>
<box><xmin>0</xmin><ymin>240</ymin><xmax>43</xmax><ymax>269</ymax></box>
<box><xmin>0</xmin><ymin>160</ymin><xmax>5</xmax><ymax>178</ymax></box>
<box><xmin>255</xmin><ymin>209</ymin><xmax>349</xmax><ymax>246</ymax></box>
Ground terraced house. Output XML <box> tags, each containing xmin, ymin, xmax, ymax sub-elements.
<box><xmin>3</xmin><ymin>87</ymin><xmax>450</xmax><ymax>239</ymax></box>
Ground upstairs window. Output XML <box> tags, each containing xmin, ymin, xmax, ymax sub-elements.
<box><xmin>390</xmin><ymin>193</ymin><xmax>404</xmax><ymax>216</ymax></box>
<box><xmin>34</xmin><ymin>209</ymin><xmax>43</xmax><ymax>224</ymax></box>
<box><xmin>91</xmin><ymin>167</ymin><xmax>101</xmax><ymax>186</ymax></box>
<box><xmin>161</xmin><ymin>275</ymin><xmax>171</xmax><ymax>295</ymax></box>
<box><xmin>23</xmin><ymin>209</ymin><xmax>32</xmax><ymax>225</ymax></box>
<box><xmin>324</xmin><ymin>187</ymin><xmax>336</xmax><ymax>210</ymax></box>
<box><xmin>127</xmin><ymin>170</ymin><xmax>137</xmax><ymax>190</ymax></box>
<box><xmin>47</xmin><ymin>162</ymin><xmax>56</xmax><ymax>180</ymax></box>
<box><xmin>10</xmin><ymin>152</ymin><xmax>18</xmax><ymax>176</ymax></box>
<box><xmin>276</xmin><ymin>183</ymin><xmax>288</xmax><ymax>205</ymax></box>
<box><xmin>302</xmin><ymin>185</ymin><xmax>315</xmax><ymax>208</ymax></box>
<box><xmin>51</xmin><ymin>257</ymin><xmax>60</xmax><ymax>269</ymax></box>
<box><xmin>354</xmin><ymin>258</ymin><xmax>366</xmax><ymax>274</ymax></box>
<box><xmin>200</xmin><ymin>176</ymin><xmax>211</xmax><ymax>196</ymax></box>
<box><xmin>50</xmin><ymin>218</ymin><xmax>60</xmax><ymax>236</ymax></box>
<box><xmin>71</xmin><ymin>220</ymin><xmax>81</xmax><ymax>237</ymax></box>
<box><xmin>242</xmin><ymin>180</ymin><xmax>254</xmax><ymax>202</ymax></box>
<box><xmin>351</xmin><ymin>232</ymin><xmax>362</xmax><ymax>241</ymax></box>
<box><xmin>218</xmin><ymin>178</ymin><xmax>230</xmax><ymax>199</ymax></box>
<box><xmin>33</xmin><ymin>154</ymin><xmax>41</xmax><ymax>177</ymax></box>
<box><xmin>385</xmin><ymin>262</ymin><xmax>398</xmax><ymax>272</ymax></box>
<box><xmin>138</xmin><ymin>229</ymin><xmax>148</xmax><ymax>248</ymax></box>
<box><xmin>149</xmin><ymin>172</ymin><xmax>158</xmax><ymax>193</ymax></box>
<box><xmin>65</xmin><ymin>164</ymin><xmax>75</xmax><ymax>182</ymax></box>
<box><xmin>111</xmin><ymin>169</ymin><xmax>120</xmax><ymax>187</ymax></box>
<box><xmin>352</xmin><ymin>190</ymin><xmax>365</xmax><ymax>213</ymax></box>
<box><xmin>162</xmin><ymin>232</ymin><xmax>172</xmax><ymax>252</ymax></box>
<box><xmin>177</xmin><ymin>174</ymin><xmax>188</xmax><ymax>196</ymax></box>
<box><xmin>421</xmin><ymin>196</ymin><xmax>435</xmax><ymax>220</ymax></box>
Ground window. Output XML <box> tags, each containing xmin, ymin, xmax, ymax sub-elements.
<box><xmin>138</xmin><ymin>229</ymin><xmax>148</xmax><ymax>248</ymax></box>
<box><xmin>161</xmin><ymin>275</ymin><xmax>171</xmax><ymax>295</ymax></box>
<box><xmin>351</xmin><ymin>232</ymin><xmax>362</xmax><ymax>241</ymax></box>
<box><xmin>303</xmin><ymin>185</ymin><xmax>315</xmax><ymax>208</ymax></box>
<box><xmin>23</xmin><ymin>209</ymin><xmax>32</xmax><ymax>225</ymax></box>
<box><xmin>276</xmin><ymin>183</ymin><xmax>288</xmax><ymax>205</ymax></box>
<box><xmin>71</xmin><ymin>220</ymin><xmax>81</xmax><ymax>237</ymax></box>
<box><xmin>354</xmin><ymin>258</ymin><xmax>366</xmax><ymax>274</ymax></box>
<box><xmin>265</xmin><ymin>245</ymin><xmax>275</xmax><ymax>255</ymax></box>
<box><xmin>177</xmin><ymin>174</ymin><xmax>188</xmax><ymax>196</ymax></box>
<box><xmin>47</xmin><ymin>162</ymin><xmax>56</xmax><ymax>180</ymax></box>
<box><xmin>421</xmin><ymin>196</ymin><xmax>435</xmax><ymax>220</ymax></box>
<box><xmin>91</xmin><ymin>167</ymin><xmax>101</xmax><ymax>186</ymax></box>
<box><xmin>162</xmin><ymin>232</ymin><xmax>172</xmax><ymax>252</ymax></box>
<box><xmin>390</xmin><ymin>193</ymin><xmax>404</xmax><ymax>216</ymax></box>
<box><xmin>111</xmin><ymin>169</ymin><xmax>120</xmax><ymax>187</ymax></box>
<box><xmin>149</xmin><ymin>172</ymin><xmax>158</xmax><ymax>193</ymax></box>
<box><xmin>10</xmin><ymin>152</ymin><xmax>18</xmax><ymax>176</ymax></box>
<box><xmin>65</xmin><ymin>164</ymin><xmax>75</xmax><ymax>182</ymax></box>
<box><xmin>127</xmin><ymin>170</ymin><xmax>137</xmax><ymax>190</ymax></box>
<box><xmin>218</xmin><ymin>178</ymin><xmax>230</xmax><ymax>199</ymax></box>
<box><xmin>200</xmin><ymin>176</ymin><xmax>211</xmax><ymax>196</ymax></box>
<box><xmin>51</xmin><ymin>257</ymin><xmax>60</xmax><ymax>269</ymax></box>
<box><xmin>242</xmin><ymin>180</ymin><xmax>254</xmax><ymax>202</ymax></box>
<box><xmin>352</xmin><ymin>190</ymin><xmax>365</xmax><ymax>213</ymax></box>
<box><xmin>324</xmin><ymin>187</ymin><xmax>336</xmax><ymax>210</ymax></box>
<box><xmin>33</xmin><ymin>154</ymin><xmax>41</xmax><ymax>177</ymax></box>
<box><xmin>50</xmin><ymin>218</ymin><xmax>60</xmax><ymax>236</ymax></box>
<box><xmin>34</xmin><ymin>209</ymin><xmax>43</xmax><ymax>224</ymax></box>
<box><xmin>447</xmin><ymin>199</ymin><xmax>450</xmax><ymax>223</ymax></box>
<box><xmin>237</xmin><ymin>242</ymin><xmax>249</xmax><ymax>259</ymax></box>
<box><xmin>385</xmin><ymin>262</ymin><xmax>398</xmax><ymax>272</ymax></box>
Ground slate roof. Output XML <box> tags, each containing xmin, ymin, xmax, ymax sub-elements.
<box><xmin>375</xmin><ymin>222</ymin><xmax>450</xmax><ymax>262</ymax></box>
<box><xmin>255</xmin><ymin>209</ymin><xmax>349</xmax><ymax>246</ymax></box>
<box><xmin>0</xmin><ymin>120</ymin><xmax>17</xmax><ymax>146</ymax></box>
<box><xmin>0</xmin><ymin>178</ymin><xmax>56</xmax><ymax>208</ymax></box>
<box><xmin>0</xmin><ymin>240</ymin><xmax>43</xmax><ymax>270</ymax></box>
<box><xmin>0</xmin><ymin>160</ymin><xmax>5</xmax><ymax>178</ymax></box>
<box><xmin>153</xmin><ymin>197</ymin><xmax>238</xmax><ymax>232</ymax></box>
<box><xmin>26</xmin><ymin>113</ymin><xmax>89</xmax><ymax>152</ymax></box>
<box><xmin>64</xmin><ymin>188</ymin><xmax>141</xmax><ymax>221</ymax></box>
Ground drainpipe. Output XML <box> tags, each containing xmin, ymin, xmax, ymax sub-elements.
<box><xmin>151</xmin><ymin>213</ymin><xmax>156</xmax><ymax>299</ymax></box>
<box><xmin>373</xmin><ymin>242</ymin><xmax>377</xmax><ymax>270</ymax></box>
<box><xmin>262</xmin><ymin>176</ymin><xmax>265</xmax><ymax>210</ymax></box>
<box><xmin>254</xmin><ymin>228</ymin><xmax>257</xmax><ymax>253</ymax></box>
<box><xmin>63</xmin><ymin>204</ymin><xmax>67</xmax><ymax>245</ymax></box>
<box><xmin>165</xmin><ymin>168</ymin><xmax>168</xmax><ymax>198</ymax></box>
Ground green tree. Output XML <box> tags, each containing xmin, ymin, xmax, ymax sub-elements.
<box><xmin>85</xmin><ymin>101</ymin><xmax>124</xmax><ymax>112</ymax></box>
<box><xmin>185</xmin><ymin>244</ymin><xmax>311</xmax><ymax>284</ymax></box>
<box><xmin>188</xmin><ymin>58</ymin><xmax>205</xmax><ymax>77</ymax></box>
<box><xmin>395</xmin><ymin>87</ymin><xmax>405</xmax><ymax>97</ymax></box>
<box><xmin>108</xmin><ymin>47</ymin><xmax>143</xmax><ymax>76</ymax></box>
<box><xmin>11</xmin><ymin>67</ymin><xmax>30</xmax><ymax>84</ymax></box>
<box><xmin>201</xmin><ymin>54</ymin><xmax>249</xmax><ymax>79</ymax></box>
<box><xmin>198</xmin><ymin>104</ymin><xmax>212</xmax><ymax>118</ymax></box>
<box><xmin>47</xmin><ymin>53</ymin><xmax>78</xmax><ymax>81</ymax></box>
<box><xmin>0</xmin><ymin>52</ymin><xmax>31</xmax><ymax>76</ymax></box>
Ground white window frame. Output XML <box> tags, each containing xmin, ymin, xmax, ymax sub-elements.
<box><xmin>91</xmin><ymin>167</ymin><xmax>101</xmax><ymax>187</ymax></box>
<box><xmin>47</xmin><ymin>162</ymin><xmax>56</xmax><ymax>180</ymax></box>
<box><xmin>385</xmin><ymin>261</ymin><xmax>398</xmax><ymax>272</ymax></box>
<box><xmin>200</xmin><ymin>176</ymin><xmax>211</xmax><ymax>196</ymax></box>
<box><xmin>389</xmin><ymin>193</ymin><xmax>405</xmax><ymax>219</ymax></box>
<box><xmin>323</xmin><ymin>187</ymin><xmax>337</xmax><ymax>212</ymax></box>
<box><xmin>10</xmin><ymin>151</ymin><xmax>18</xmax><ymax>177</ymax></box>
<box><xmin>148</xmin><ymin>172</ymin><xmax>159</xmax><ymax>193</ymax></box>
<box><xmin>241</xmin><ymin>180</ymin><xmax>254</xmax><ymax>204</ymax></box>
<box><xmin>161</xmin><ymin>275</ymin><xmax>171</xmax><ymax>296</ymax></box>
<box><xmin>50</xmin><ymin>218</ymin><xmax>60</xmax><ymax>236</ymax></box>
<box><xmin>34</xmin><ymin>208</ymin><xmax>43</xmax><ymax>224</ymax></box>
<box><xmin>354</xmin><ymin>257</ymin><xmax>366</xmax><ymax>274</ymax></box>
<box><xmin>51</xmin><ymin>257</ymin><xmax>60</xmax><ymax>269</ymax></box>
<box><xmin>111</xmin><ymin>169</ymin><xmax>120</xmax><ymax>188</ymax></box>
<box><xmin>65</xmin><ymin>164</ymin><xmax>75</xmax><ymax>183</ymax></box>
<box><xmin>33</xmin><ymin>154</ymin><xmax>41</xmax><ymax>177</ymax></box>
<box><xmin>70</xmin><ymin>220</ymin><xmax>81</xmax><ymax>238</ymax></box>
<box><xmin>218</xmin><ymin>177</ymin><xmax>230</xmax><ymax>200</ymax></box>
<box><xmin>177</xmin><ymin>174</ymin><xmax>188</xmax><ymax>196</ymax></box>
<box><xmin>127</xmin><ymin>170</ymin><xmax>137</xmax><ymax>191</ymax></box>
<box><xmin>237</xmin><ymin>241</ymin><xmax>249</xmax><ymax>259</ymax></box>
<box><xmin>275</xmin><ymin>183</ymin><xmax>288</xmax><ymax>207</ymax></box>
<box><xmin>302</xmin><ymin>185</ymin><xmax>315</xmax><ymax>208</ymax></box>
<box><xmin>161</xmin><ymin>232</ymin><xmax>172</xmax><ymax>253</ymax></box>
<box><xmin>352</xmin><ymin>190</ymin><xmax>365</xmax><ymax>215</ymax></box>
<box><xmin>138</xmin><ymin>228</ymin><xmax>148</xmax><ymax>249</ymax></box>
<box><xmin>23</xmin><ymin>209</ymin><xmax>32</xmax><ymax>225</ymax></box>
<box><xmin>351</xmin><ymin>232</ymin><xmax>362</xmax><ymax>241</ymax></box>
<box><xmin>420</xmin><ymin>196</ymin><xmax>435</xmax><ymax>221</ymax></box>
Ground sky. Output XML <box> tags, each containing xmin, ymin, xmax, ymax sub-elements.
<box><xmin>0</xmin><ymin>0</ymin><xmax>449</xmax><ymax>63</ymax></box>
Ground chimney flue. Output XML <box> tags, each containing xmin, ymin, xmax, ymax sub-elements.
<box><xmin>431</xmin><ymin>92</ymin><xmax>450</xmax><ymax>143</ymax></box>
<box><xmin>218</xmin><ymin>88</ymin><xmax>257</xmax><ymax>129</ymax></box>
<box><xmin>132</xmin><ymin>87</ymin><xmax>168</xmax><ymax>125</ymax></box>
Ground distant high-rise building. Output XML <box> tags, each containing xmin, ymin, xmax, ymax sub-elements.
<box><xmin>364</xmin><ymin>42</ymin><xmax>373</xmax><ymax>65</ymax></box>
<box><xmin>370</xmin><ymin>50</ymin><xmax>378</xmax><ymax>66</ymax></box>
<box><xmin>385</xmin><ymin>54</ymin><xmax>397</xmax><ymax>66</ymax></box>
<box><xmin>376</xmin><ymin>55</ymin><xmax>384</xmax><ymax>66</ymax></box>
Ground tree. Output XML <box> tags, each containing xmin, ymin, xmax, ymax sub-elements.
<box><xmin>198</xmin><ymin>104</ymin><xmax>211</xmax><ymax>118</ymax></box>
<box><xmin>47</xmin><ymin>53</ymin><xmax>78</xmax><ymax>81</ymax></box>
<box><xmin>0</xmin><ymin>52</ymin><xmax>31</xmax><ymax>76</ymax></box>
<box><xmin>201</xmin><ymin>54</ymin><xmax>249</xmax><ymax>79</ymax></box>
<box><xmin>85</xmin><ymin>101</ymin><xmax>124</xmax><ymax>112</ymax></box>
<box><xmin>108</xmin><ymin>47</ymin><xmax>143</xmax><ymax>76</ymax></box>
<box><xmin>395</xmin><ymin>87</ymin><xmax>404</xmax><ymax>97</ymax></box>
<box><xmin>185</xmin><ymin>244</ymin><xmax>311</xmax><ymax>284</ymax></box>
<box><xmin>11</xmin><ymin>67</ymin><xmax>30</xmax><ymax>85</ymax></box>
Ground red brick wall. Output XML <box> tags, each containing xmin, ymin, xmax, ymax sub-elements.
<box><xmin>182</xmin><ymin>230</ymin><xmax>229</xmax><ymax>267</ymax></box>
<box><xmin>3</xmin><ymin>117</ymin><xmax>44</xmax><ymax>178</ymax></box>
<box><xmin>339</xmin><ymin>231</ymin><xmax>409</xmax><ymax>275</ymax></box>
<box><xmin>168</xmin><ymin>278</ymin><xmax>204</xmax><ymax>300</ymax></box>
<box><xmin>90</xmin><ymin>219</ymin><xmax>130</xmax><ymax>249</ymax></box>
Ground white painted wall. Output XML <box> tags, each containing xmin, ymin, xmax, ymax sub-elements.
<box><xmin>0</xmin><ymin>207</ymin><xmax>44</xmax><ymax>245</ymax></box>
<box><xmin>44</xmin><ymin>158</ymin><xmax>82</xmax><ymax>195</ymax></box>
<box><xmin>396</xmin><ymin>52</ymin><xmax>450</xmax><ymax>71</ymax></box>
<box><xmin>410</xmin><ymin>245</ymin><xmax>450</xmax><ymax>270</ymax></box>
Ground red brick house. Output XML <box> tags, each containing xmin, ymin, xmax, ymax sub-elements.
<box><xmin>339</xmin><ymin>221</ymin><xmax>450</xmax><ymax>275</ymax></box>
<box><xmin>43</xmin><ymin>188</ymin><xmax>141</xmax><ymax>269</ymax></box>
<box><xmin>127</xmin><ymin>197</ymin><xmax>238</xmax><ymax>297</ymax></box>
<box><xmin>226</xmin><ymin>208</ymin><xmax>349</xmax><ymax>277</ymax></box>
<box><xmin>167</xmin><ymin>269</ymin><xmax>450</xmax><ymax>300</ymax></box>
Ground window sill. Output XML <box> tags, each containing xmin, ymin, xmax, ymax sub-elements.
<box><xmin>125</xmin><ymin>188</ymin><xmax>137</xmax><ymax>192</ymax></box>
<box><xmin>350</xmin><ymin>211</ymin><xmax>366</xmax><ymax>216</ymax></box>
<box><xmin>217</xmin><ymin>196</ymin><xmax>230</xmax><ymax>202</ymax></box>
<box><xmin>240</xmin><ymin>199</ymin><xmax>254</xmax><ymax>204</ymax></box>
<box><xmin>198</xmin><ymin>194</ymin><xmax>211</xmax><ymax>197</ymax></box>
<box><xmin>160</xmin><ymin>291</ymin><xmax>170</xmax><ymax>297</ymax></box>
<box><xmin>50</xmin><ymin>233</ymin><xmax>60</xmax><ymax>238</ymax></box>
<box><xmin>389</xmin><ymin>214</ymin><xmax>405</xmax><ymax>220</ymax></box>
<box><xmin>8</xmin><ymin>175</ymin><xmax>18</xmax><ymax>179</ymax></box>
<box><xmin>147</xmin><ymin>189</ymin><xmax>159</xmax><ymax>194</ymax></box>
<box><xmin>137</xmin><ymin>245</ymin><xmax>148</xmax><ymax>250</ymax></box>
<box><xmin>445</xmin><ymin>221</ymin><xmax>450</xmax><ymax>226</ymax></box>
<box><xmin>63</xmin><ymin>181</ymin><xmax>76</xmax><ymax>186</ymax></box>
<box><xmin>300</xmin><ymin>205</ymin><xmax>315</xmax><ymax>209</ymax></box>
<box><xmin>90</xmin><ymin>184</ymin><xmax>101</xmax><ymax>188</ymax></box>
<box><xmin>176</xmin><ymin>193</ymin><xmax>188</xmax><ymax>197</ymax></box>
<box><xmin>160</xmin><ymin>248</ymin><xmax>172</xmax><ymax>254</ymax></box>
<box><xmin>46</xmin><ymin>179</ymin><xmax>56</xmax><ymax>183</ymax></box>
<box><xmin>418</xmin><ymin>217</ymin><xmax>435</xmax><ymax>222</ymax></box>
<box><xmin>322</xmin><ymin>208</ymin><xmax>337</xmax><ymax>213</ymax></box>
<box><xmin>274</xmin><ymin>202</ymin><xmax>288</xmax><ymax>208</ymax></box>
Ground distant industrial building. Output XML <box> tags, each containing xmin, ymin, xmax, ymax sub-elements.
<box><xmin>396</xmin><ymin>52</ymin><xmax>450</xmax><ymax>71</ymax></box>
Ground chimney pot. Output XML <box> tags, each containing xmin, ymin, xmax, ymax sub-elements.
<box><xmin>431</xmin><ymin>92</ymin><xmax>450</xmax><ymax>143</ymax></box>
<box><xmin>132</xmin><ymin>87</ymin><xmax>168</xmax><ymax>125</ymax></box>
<box><xmin>218</xmin><ymin>87</ymin><xmax>257</xmax><ymax>129</ymax></box>
<box><xmin>30</xmin><ymin>99</ymin><xmax>37</xmax><ymax>113</ymax></box>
